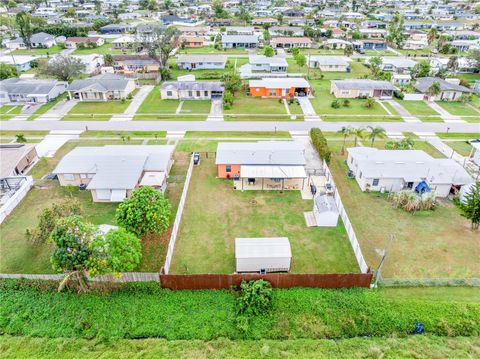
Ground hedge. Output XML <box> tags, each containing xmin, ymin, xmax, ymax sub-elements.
<box><xmin>310</xmin><ymin>128</ymin><xmax>332</xmax><ymax>164</ymax></box>
<box><xmin>0</xmin><ymin>280</ymin><xmax>479</xmax><ymax>341</ymax></box>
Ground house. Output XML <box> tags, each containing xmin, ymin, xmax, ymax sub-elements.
<box><xmin>346</xmin><ymin>147</ymin><xmax>472</xmax><ymax>198</ymax></box>
<box><xmin>0</xmin><ymin>55</ymin><xmax>37</xmax><ymax>72</ymax></box>
<box><xmin>235</xmin><ymin>237</ymin><xmax>291</xmax><ymax>273</ymax></box>
<box><xmin>361</xmin><ymin>39</ymin><xmax>387</xmax><ymax>50</ymax></box>
<box><xmin>404</xmin><ymin>39</ymin><xmax>428</xmax><ymax>50</ymax></box>
<box><xmin>249</xmin><ymin>78</ymin><xmax>311</xmax><ymax>97</ymax></box>
<box><xmin>331</xmin><ymin>27</ymin><xmax>346</xmax><ymax>39</ymax></box>
<box><xmin>308</xmin><ymin>56</ymin><xmax>349</xmax><ymax>72</ymax></box>
<box><xmin>180</xmin><ymin>36</ymin><xmax>205</xmax><ymax>48</ymax></box>
<box><xmin>112</xmin><ymin>55</ymin><xmax>160</xmax><ymax>74</ymax></box>
<box><xmin>324</xmin><ymin>38</ymin><xmax>351</xmax><ymax>49</ymax></box>
<box><xmin>413</xmin><ymin>77</ymin><xmax>473</xmax><ymax>101</ymax></box>
<box><xmin>313</xmin><ymin>195</ymin><xmax>339</xmax><ymax>227</ymax></box>
<box><xmin>251</xmin><ymin>17</ymin><xmax>279</xmax><ymax>26</ymax></box>
<box><xmin>391</xmin><ymin>74</ymin><xmax>412</xmax><ymax>86</ymax></box>
<box><xmin>0</xmin><ymin>144</ymin><xmax>38</xmax><ymax>178</ymax></box>
<box><xmin>269</xmin><ymin>26</ymin><xmax>304</xmax><ymax>37</ymax></box>
<box><xmin>3</xmin><ymin>37</ymin><xmax>27</xmax><ymax>50</ymax></box>
<box><xmin>176</xmin><ymin>54</ymin><xmax>227</xmax><ymax>70</ymax></box>
<box><xmin>52</xmin><ymin>145</ymin><xmax>175</xmax><ymax>202</ymax></box>
<box><xmin>456</xmin><ymin>58</ymin><xmax>479</xmax><ymax>73</ymax></box>
<box><xmin>221</xmin><ymin>34</ymin><xmax>259</xmax><ymax>48</ymax></box>
<box><xmin>70</xmin><ymin>54</ymin><xmax>104</xmax><ymax>74</ymax></box>
<box><xmin>376</xmin><ymin>57</ymin><xmax>417</xmax><ymax>74</ymax></box>
<box><xmin>225</xmin><ymin>26</ymin><xmax>255</xmax><ymax>35</ymax></box>
<box><xmin>216</xmin><ymin>141</ymin><xmax>307</xmax><ymax>190</ymax></box>
<box><xmin>248</xmin><ymin>55</ymin><xmax>288</xmax><ymax>73</ymax></box>
<box><xmin>470</xmin><ymin>140</ymin><xmax>480</xmax><ymax>166</ymax></box>
<box><xmin>99</xmin><ymin>23</ymin><xmax>133</xmax><ymax>34</ymax></box>
<box><xmin>30</xmin><ymin>32</ymin><xmax>56</xmax><ymax>48</ymax></box>
<box><xmin>0</xmin><ymin>78</ymin><xmax>67</xmax><ymax>104</ymax></box>
<box><xmin>67</xmin><ymin>73</ymin><xmax>136</xmax><ymax>101</ymax></box>
<box><xmin>176</xmin><ymin>26</ymin><xmax>209</xmax><ymax>37</ymax></box>
<box><xmin>160</xmin><ymin>80</ymin><xmax>224</xmax><ymax>100</ymax></box>
<box><xmin>111</xmin><ymin>35</ymin><xmax>134</xmax><ymax>49</ymax></box>
<box><xmin>64</xmin><ymin>36</ymin><xmax>104</xmax><ymax>49</ymax></box>
<box><xmin>270</xmin><ymin>37</ymin><xmax>312</xmax><ymax>49</ymax></box>
<box><xmin>358</xmin><ymin>28</ymin><xmax>386</xmax><ymax>38</ymax></box>
<box><xmin>449</xmin><ymin>40</ymin><xmax>479</xmax><ymax>52</ymax></box>
<box><xmin>330</xmin><ymin>79</ymin><xmax>396</xmax><ymax>99</ymax></box>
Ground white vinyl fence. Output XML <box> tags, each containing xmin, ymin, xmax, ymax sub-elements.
<box><xmin>0</xmin><ymin>176</ymin><xmax>33</xmax><ymax>224</ymax></box>
<box><xmin>323</xmin><ymin>160</ymin><xmax>369</xmax><ymax>273</ymax></box>
<box><xmin>163</xmin><ymin>155</ymin><xmax>194</xmax><ymax>274</ymax></box>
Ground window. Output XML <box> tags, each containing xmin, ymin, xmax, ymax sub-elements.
<box><xmin>167</xmin><ymin>91</ymin><xmax>172</xmax><ymax>97</ymax></box>
<box><xmin>372</xmin><ymin>178</ymin><xmax>379</xmax><ymax>186</ymax></box>
<box><xmin>226</xmin><ymin>165</ymin><xmax>232</xmax><ymax>173</ymax></box>
<box><xmin>341</xmin><ymin>90</ymin><xmax>350</xmax><ymax>95</ymax></box>
<box><xmin>204</xmin><ymin>91</ymin><xmax>208</xmax><ymax>96</ymax></box>
<box><xmin>63</xmin><ymin>173</ymin><xmax>74</xmax><ymax>181</ymax></box>
<box><xmin>359</xmin><ymin>171</ymin><xmax>362</xmax><ymax>179</ymax></box>
<box><xmin>269</xmin><ymin>89</ymin><xmax>276</xmax><ymax>96</ymax></box>
<box><xmin>196</xmin><ymin>91</ymin><xmax>201</xmax><ymax>97</ymax></box>
<box><xmin>188</xmin><ymin>91</ymin><xmax>192</xmax><ymax>97</ymax></box>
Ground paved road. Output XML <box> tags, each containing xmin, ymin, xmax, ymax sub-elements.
<box><xmin>2</xmin><ymin>120</ymin><xmax>479</xmax><ymax>133</ymax></box>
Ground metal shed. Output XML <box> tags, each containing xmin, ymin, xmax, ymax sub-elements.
<box><xmin>235</xmin><ymin>237</ymin><xmax>291</xmax><ymax>273</ymax></box>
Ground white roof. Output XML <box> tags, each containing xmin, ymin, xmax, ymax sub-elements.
<box><xmin>241</xmin><ymin>165</ymin><xmax>306</xmax><ymax>178</ymax></box>
<box><xmin>249</xmin><ymin>55</ymin><xmax>288</xmax><ymax>66</ymax></box>
<box><xmin>249</xmin><ymin>77</ymin><xmax>310</xmax><ymax>89</ymax></box>
<box><xmin>0</xmin><ymin>55</ymin><xmax>38</xmax><ymax>65</ymax></box>
<box><xmin>139</xmin><ymin>171</ymin><xmax>166</xmax><ymax>186</ymax></box>
<box><xmin>235</xmin><ymin>237</ymin><xmax>291</xmax><ymax>259</ymax></box>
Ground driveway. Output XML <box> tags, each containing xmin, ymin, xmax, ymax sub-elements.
<box><xmin>298</xmin><ymin>97</ymin><xmax>320</xmax><ymax>121</ymax></box>
<box><xmin>207</xmin><ymin>98</ymin><xmax>223</xmax><ymax>121</ymax></box>
<box><xmin>124</xmin><ymin>86</ymin><xmax>154</xmax><ymax>115</ymax></box>
<box><xmin>36</xmin><ymin>99</ymin><xmax>78</xmax><ymax>121</ymax></box>
<box><xmin>385</xmin><ymin>99</ymin><xmax>421</xmax><ymax>123</ymax></box>
<box><xmin>35</xmin><ymin>130</ymin><xmax>81</xmax><ymax>158</ymax></box>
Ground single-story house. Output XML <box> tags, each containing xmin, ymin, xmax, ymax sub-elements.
<box><xmin>376</xmin><ymin>57</ymin><xmax>417</xmax><ymax>74</ymax></box>
<box><xmin>225</xmin><ymin>26</ymin><xmax>255</xmax><ymax>35</ymax></box>
<box><xmin>248</xmin><ymin>55</ymin><xmax>288</xmax><ymax>73</ymax></box>
<box><xmin>111</xmin><ymin>35</ymin><xmax>134</xmax><ymax>49</ymax></box>
<box><xmin>53</xmin><ymin>145</ymin><xmax>175</xmax><ymax>202</ymax></box>
<box><xmin>346</xmin><ymin>147</ymin><xmax>473</xmax><ymax>198</ymax></box>
<box><xmin>112</xmin><ymin>55</ymin><xmax>160</xmax><ymax>74</ymax></box>
<box><xmin>391</xmin><ymin>73</ymin><xmax>412</xmax><ymax>86</ymax></box>
<box><xmin>70</xmin><ymin>54</ymin><xmax>104</xmax><ymax>74</ymax></box>
<box><xmin>0</xmin><ymin>78</ymin><xmax>67</xmax><ymax>104</ymax></box>
<box><xmin>404</xmin><ymin>39</ymin><xmax>428</xmax><ymax>50</ymax></box>
<box><xmin>180</xmin><ymin>36</ymin><xmax>205</xmax><ymax>48</ymax></box>
<box><xmin>176</xmin><ymin>54</ymin><xmax>227</xmax><ymax>70</ymax></box>
<box><xmin>313</xmin><ymin>195</ymin><xmax>339</xmax><ymax>227</ymax></box>
<box><xmin>30</xmin><ymin>32</ymin><xmax>56</xmax><ymax>48</ymax></box>
<box><xmin>269</xmin><ymin>26</ymin><xmax>304</xmax><ymax>37</ymax></box>
<box><xmin>249</xmin><ymin>78</ymin><xmax>311</xmax><ymax>97</ymax></box>
<box><xmin>361</xmin><ymin>39</ymin><xmax>387</xmax><ymax>50</ymax></box>
<box><xmin>221</xmin><ymin>34</ymin><xmax>259</xmax><ymax>48</ymax></box>
<box><xmin>235</xmin><ymin>237</ymin><xmax>291</xmax><ymax>273</ymax></box>
<box><xmin>330</xmin><ymin>79</ymin><xmax>396</xmax><ymax>99</ymax></box>
<box><xmin>160</xmin><ymin>80</ymin><xmax>224</xmax><ymax>100</ymax></box>
<box><xmin>252</xmin><ymin>17</ymin><xmax>279</xmax><ymax>26</ymax></box>
<box><xmin>359</xmin><ymin>28</ymin><xmax>386</xmax><ymax>38</ymax></box>
<box><xmin>324</xmin><ymin>38</ymin><xmax>351</xmax><ymax>49</ymax></box>
<box><xmin>0</xmin><ymin>143</ymin><xmax>38</xmax><ymax>178</ymax></box>
<box><xmin>456</xmin><ymin>58</ymin><xmax>479</xmax><ymax>73</ymax></box>
<box><xmin>176</xmin><ymin>26</ymin><xmax>209</xmax><ymax>37</ymax></box>
<box><xmin>0</xmin><ymin>55</ymin><xmax>37</xmax><ymax>72</ymax></box>
<box><xmin>99</xmin><ymin>24</ymin><xmax>133</xmax><ymax>34</ymax></box>
<box><xmin>67</xmin><ymin>73</ymin><xmax>136</xmax><ymax>101</ymax></box>
<box><xmin>413</xmin><ymin>77</ymin><xmax>473</xmax><ymax>101</ymax></box>
<box><xmin>3</xmin><ymin>37</ymin><xmax>27</xmax><ymax>50</ymax></box>
<box><xmin>308</xmin><ymin>56</ymin><xmax>349</xmax><ymax>72</ymax></box>
<box><xmin>449</xmin><ymin>40</ymin><xmax>479</xmax><ymax>52</ymax></box>
<box><xmin>215</xmin><ymin>141</ymin><xmax>307</xmax><ymax>191</ymax></box>
<box><xmin>64</xmin><ymin>36</ymin><xmax>104</xmax><ymax>49</ymax></box>
<box><xmin>270</xmin><ymin>37</ymin><xmax>312</xmax><ymax>49</ymax></box>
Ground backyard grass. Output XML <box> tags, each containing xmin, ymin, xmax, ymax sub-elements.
<box><xmin>327</xmin><ymin>145</ymin><xmax>480</xmax><ymax>278</ymax></box>
<box><xmin>395</xmin><ymin>100</ymin><xmax>438</xmax><ymax>116</ymax></box>
<box><xmin>444</xmin><ymin>141</ymin><xmax>474</xmax><ymax>156</ymax></box>
<box><xmin>180</xmin><ymin>100</ymin><xmax>211</xmax><ymax>114</ymax></box>
<box><xmin>0</xmin><ymin>105</ymin><xmax>22</xmax><ymax>119</ymax></box>
<box><xmin>184</xmin><ymin>131</ymin><xmax>291</xmax><ymax>138</ymax></box>
<box><xmin>437</xmin><ymin>101</ymin><xmax>480</xmax><ymax>117</ymax></box>
<box><xmin>68</xmin><ymin>100</ymin><xmax>131</xmax><ymax>114</ymax></box>
<box><xmin>11</xmin><ymin>45</ymin><xmax>63</xmax><ymax>56</ymax></box>
<box><xmin>137</xmin><ymin>86</ymin><xmax>180</xmax><ymax>114</ymax></box>
<box><xmin>310</xmin><ymin>80</ymin><xmax>388</xmax><ymax>115</ymax></box>
<box><xmin>71</xmin><ymin>43</ymin><xmax>126</xmax><ymax>56</ymax></box>
<box><xmin>224</xmin><ymin>93</ymin><xmax>288</xmax><ymax>115</ymax></box>
<box><xmin>175</xmin><ymin>140</ymin><xmax>244</xmax><ymax>152</ymax></box>
<box><xmin>311</xmin><ymin>61</ymin><xmax>371</xmax><ymax>81</ymax></box>
<box><xmin>170</xmin><ymin>157</ymin><xmax>358</xmax><ymax>274</ymax></box>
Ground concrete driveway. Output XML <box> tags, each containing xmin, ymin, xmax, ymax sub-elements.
<box><xmin>35</xmin><ymin>130</ymin><xmax>82</xmax><ymax>158</ymax></box>
<box><xmin>207</xmin><ymin>98</ymin><xmax>223</xmax><ymax>121</ymax></box>
<box><xmin>36</xmin><ymin>99</ymin><xmax>78</xmax><ymax>121</ymax></box>
<box><xmin>124</xmin><ymin>86</ymin><xmax>154</xmax><ymax>115</ymax></box>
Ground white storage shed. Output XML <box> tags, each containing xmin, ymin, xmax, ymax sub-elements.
<box><xmin>235</xmin><ymin>237</ymin><xmax>291</xmax><ymax>273</ymax></box>
<box><xmin>313</xmin><ymin>195</ymin><xmax>339</xmax><ymax>227</ymax></box>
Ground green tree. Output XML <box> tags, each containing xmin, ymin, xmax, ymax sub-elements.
<box><xmin>352</xmin><ymin>127</ymin><xmax>365</xmax><ymax>147</ymax></box>
<box><xmin>263</xmin><ymin>45</ymin><xmax>274</xmax><ymax>57</ymax></box>
<box><xmin>0</xmin><ymin>63</ymin><xmax>17</xmax><ymax>80</ymax></box>
<box><xmin>294</xmin><ymin>53</ymin><xmax>306</xmax><ymax>68</ymax></box>
<box><xmin>238</xmin><ymin>6</ymin><xmax>251</xmax><ymax>23</ymax></box>
<box><xmin>459</xmin><ymin>182</ymin><xmax>480</xmax><ymax>230</ymax></box>
<box><xmin>223</xmin><ymin>90</ymin><xmax>234</xmax><ymax>109</ymax></box>
<box><xmin>40</xmin><ymin>55</ymin><xmax>86</xmax><ymax>81</ymax></box>
<box><xmin>337</xmin><ymin>126</ymin><xmax>353</xmax><ymax>154</ymax></box>
<box><xmin>222</xmin><ymin>71</ymin><xmax>241</xmax><ymax>94</ymax></box>
<box><xmin>411</xmin><ymin>60</ymin><xmax>431</xmax><ymax>78</ymax></box>
<box><xmin>213</xmin><ymin>0</ymin><xmax>229</xmax><ymax>18</ymax></box>
<box><xmin>263</xmin><ymin>29</ymin><xmax>270</xmax><ymax>41</ymax></box>
<box><xmin>15</xmin><ymin>134</ymin><xmax>27</xmax><ymax>143</ymax></box>
<box><xmin>291</xmin><ymin>47</ymin><xmax>299</xmax><ymax>57</ymax></box>
<box><xmin>7</xmin><ymin>0</ymin><xmax>16</xmax><ymax>8</ymax></box>
<box><xmin>428</xmin><ymin>81</ymin><xmax>441</xmax><ymax>98</ymax></box>
<box><xmin>369</xmin><ymin>56</ymin><xmax>382</xmax><ymax>78</ymax></box>
<box><xmin>66</xmin><ymin>8</ymin><xmax>76</xmax><ymax>17</ymax></box>
<box><xmin>104</xmin><ymin>53</ymin><xmax>113</xmax><ymax>66</ymax></box>
<box><xmin>427</xmin><ymin>27</ymin><xmax>438</xmax><ymax>45</ymax></box>
<box><xmin>343</xmin><ymin>45</ymin><xmax>353</xmax><ymax>57</ymax></box>
<box><xmin>16</xmin><ymin>12</ymin><xmax>33</xmax><ymax>49</ymax></box>
<box><xmin>367</xmin><ymin>126</ymin><xmax>387</xmax><ymax>146</ymax></box>
<box><xmin>116</xmin><ymin>186</ymin><xmax>171</xmax><ymax>237</ymax></box>
<box><xmin>386</xmin><ymin>12</ymin><xmax>406</xmax><ymax>49</ymax></box>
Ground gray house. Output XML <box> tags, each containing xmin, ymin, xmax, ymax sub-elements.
<box><xmin>0</xmin><ymin>78</ymin><xmax>67</xmax><ymax>104</ymax></box>
<box><xmin>221</xmin><ymin>35</ymin><xmax>259</xmax><ymax>49</ymax></box>
<box><xmin>160</xmin><ymin>81</ymin><xmax>224</xmax><ymax>100</ymax></box>
<box><xmin>413</xmin><ymin>77</ymin><xmax>473</xmax><ymax>101</ymax></box>
<box><xmin>30</xmin><ymin>32</ymin><xmax>56</xmax><ymax>48</ymax></box>
<box><xmin>176</xmin><ymin>54</ymin><xmax>227</xmax><ymax>70</ymax></box>
<box><xmin>67</xmin><ymin>74</ymin><xmax>136</xmax><ymax>101</ymax></box>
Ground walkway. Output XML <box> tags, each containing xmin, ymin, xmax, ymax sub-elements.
<box><xmin>35</xmin><ymin>130</ymin><xmax>81</xmax><ymax>158</ymax></box>
<box><xmin>207</xmin><ymin>98</ymin><xmax>223</xmax><ymax>121</ymax></box>
<box><xmin>298</xmin><ymin>97</ymin><xmax>321</xmax><ymax>121</ymax></box>
<box><xmin>426</xmin><ymin>101</ymin><xmax>464</xmax><ymax>123</ymax></box>
<box><xmin>385</xmin><ymin>99</ymin><xmax>421</xmax><ymax>123</ymax></box>
<box><xmin>35</xmin><ymin>99</ymin><xmax>78</xmax><ymax>121</ymax></box>
<box><xmin>111</xmin><ymin>85</ymin><xmax>154</xmax><ymax>121</ymax></box>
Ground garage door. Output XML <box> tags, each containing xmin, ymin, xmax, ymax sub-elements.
<box><xmin>96</xmin><ymin>189</ymin><xmax>111</xmax><ymax>200</ymax></box>
<box><xmin>110</xmin><ymin>189</ymin><xmax>127</xmax><ymax>202</ymax></box>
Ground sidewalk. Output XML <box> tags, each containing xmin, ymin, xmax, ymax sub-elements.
<box><xmin>385</xmin><ymin>99</ymin><xmax>421</xmax><ymax>123</ymax></box>
<box><xmin>298</xmin><ymin>97</ymin><xmax>321</xmax><ymax>121</ymax></box>
<box><xmin>111</xmin><ymin>86</ymin><xmax>154</xmax><ymax>121</ymax></box>
<box><xmin>426</xmin><ymin>101</ymin><xmax>464</xmax><ymax>123</ymax></box>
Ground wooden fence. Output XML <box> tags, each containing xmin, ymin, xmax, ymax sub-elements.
<box><xmin>159</xmin><ymin>272</ymin><xmax>373</xmax><ymax>290</ymax></box>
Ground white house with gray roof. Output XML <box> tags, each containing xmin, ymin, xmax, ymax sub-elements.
<box><xmin>53</xmin><ymin>145</ymin><xmax>175</xmax><ymax>202</ymax></box>
<box><xmin>413</xmin><ymin>77</ymin><xmax>473</xmax><ymax>101</ymax></box>
<box><xmin>346</xmin><ymin>147</ymin><xmax>472</xmax><ymax>198</ymax></box>
<box><xmin>248</xmin><ymin>55</ymin><xmax>288</xmax><ymax>73</ymax></box>
<box><xmin>176</xmin><ymin>54</ymin><xmax>227</xmax><ymax>70</ymax></box>
<box><xmin>215</xmin><ymin>141</ymin><xmax>307</xmax><ymax>191</ymax></box>
<box><xmin>0</xmin><ymin>78</ymin><xmax>67</xmax><ymax>104</ymax></box>
<box><xmin>221</xmin><ymin>34</ymin><xmax>259</xmax><ymax>48</ymax></box>
<box><xmin>330</xmin><ymin>79</ymin><xmax>396</xmax><ymax>99</ymax></box>
<box><xmin>308</xmin><ymin>56</ymin><xmax>349</xmax><ymax>72</ymax></box>
<box><xmin>67</xmin><ymin>73</ymin><xmax>136</xmax><ymax>101</ymax></box>
<box><xmin>160</xmin><ymin>80</ymin><xmax>224</xmax><ymax>100</ymax></box>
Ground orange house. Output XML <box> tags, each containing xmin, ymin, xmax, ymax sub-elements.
<box><xmin>217</xmin><ymin>163</ymin><xmax>241</xmax><ymax>178</ymax></box>
<box><xmin>181</xmin><ymin>36</ymin><xmax>205</xmax><ymax>48</ymax></box>
<box><xmin>249</xmin><ymin>78</ymin><xmax>311</xmax><ymax>98</ymax></box>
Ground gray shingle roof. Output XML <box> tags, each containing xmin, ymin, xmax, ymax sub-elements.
<box><xmin>1</xmin><ymin>78</ymin><xmax>65</xmax><ymax>96</ymax></box>
<box><xmin>30</xmin><ymin>32</ymin><xmax>54</xmax><ymax>43</ymax></box>
<box><xmin>332</xmin><ymin>79</ymin><xmax>396</xmax><ymax>91</ymax></box>
<box><xmin>67</xmin><ymin>74</ymin><xmax>132</xmax><ymax>92</ymax></box>
<box><xmin>221</xmin><ymin>34</ymin><xmax>259</xmax><ymax>43</ymax></box>
<box><xmin>160</xmin><ymin>81</ymin><xmax>224</xmax><ymax>92</ymax></box>
<box><xmin>414</xmin><ymin>77</ymin><xmax>473</xmax><ymax>93</ymax></box>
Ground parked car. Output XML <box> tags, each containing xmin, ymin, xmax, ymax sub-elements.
<box><xmin>193</xmin><ymin>152</ymin><xmax>200</xmax><ymax>165</ymax></box>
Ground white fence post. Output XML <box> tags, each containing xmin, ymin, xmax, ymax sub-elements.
<box><xmin>163</xmin><ymin>155</ymin><xmax>195</xmax><ymax>274</ymax></box>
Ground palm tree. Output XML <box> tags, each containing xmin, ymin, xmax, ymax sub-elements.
<box><xmin>343</xmin><ymin>45</ymin><xmax>353</xmax><ymax>57</ymax></box>
<box><xmin>447</xmin><ymin>56</ymin><xmax>458</xmax><ymax>73</ymax></box>
<box><xmin>367</xmin><ymin>126</ymin><xmax>387</xmax><ymax>146</ymax></box>
<box><xmin>338</xmin><ymin>126</ymin><xmax>353</xmax><ymax>154</ymax></box>
<box><xmin>427</xmin><ymin>81</ymin><xmax>441</xmax><ymax>99</ymax></box>
<box><xmin>352</xmin><ymin>127</ymin><xmax>365</xmax><ymax>147</ymax></box>
<box><xmin>427</xmin><ymin>28</ymin><xmax>438</xmax><ymax>45</ymax></box>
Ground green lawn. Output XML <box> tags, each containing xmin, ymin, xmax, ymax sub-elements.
<box><xmin>444</xmin><ymin>141</ymin><xmax>474</xmax><ymax>156</ymax></box>
<box><xmin>80</xmin><ymin>130</ymin><xmax>167</xmax><ymax>138</ymax></box>
<box><xmin>395</xmin><ymin>100</ymin><xmax>438</xmax><ymax>116</ymax></box>
<box><xmin>2</xmin><ymin>335</ymin><xmax>479</xmax><ymax>358</ymax></box>
<box><xmin>327</xmin><ymin>145</ymin><xmax>480</xmax><ymax>278</ymax></box>
<box><xmin>68</xmin><ymin>100</ymin><xmax>131</xmax><ymax>114</ymax></box>
<box><xmin>456</xmin><ymin>72</ymin><xmax>480</xmax><ymax>85</ymax></box>
<box><xmin>310</xmin><ymin>80</ymin><xmax>389</xmax><ymax>115</ymax></box>
<box><xmin>137</xmin><ymin>86</ymin><xmax>180</xmax><ymax>114</ymax></box>
<box><xmin>436</xmin><ymin>132</ymin><xmax>480</xmax><ymax>140</ymax></box>
<box><xmin>0</xmin><ymin>105</ymin><xmax>22</xmax><ymax>119</ymax></box>
<box><xmin>437</xmin><ymin>101</ymin><xmax>480</xmax><ymax>116</ymax></box>
<box><xmin>171</xmin><ymin>157</ymin><xmax>358</xmax><ymax>274</ymax></box>
<box><xmin>180</xmin><ymin>100</ymin><xmax>211</xmax><ymax>114</ymax></box>
<box><xmin>224</xmin><ymin>115</ymin><xmax>298</xmax><ymax>121</ymax></box>
<box><xmin>224</xmin><ymin>93</ymin><xmax>288</xmax><ymax>115</ymax></box>
<box><xmin>72</xmin><ymin>43</ymin><xmax>126</xmax><ymax>56</ymax></box>
<box><xmin>381</xmin><ymin>101</ymin><xmax>399</xmax><ymax>115</ymax></box>
<box><xmin>28</xmin><ymin>93</ymin><xmax>68</xmax><ymax>119</ymax></box>
<box><xmin>371</xmin><ymin>140</ymin><xmax>445</xmax><ymax>158</ymax></box>
<box><xmin>287</xmin><ymin>100</ymin><xmax>304</xmax><ymax>114</ymax></box>
<box><xmin>314</xmin><ymin>61</ymin><xmax>372</xmax><ymax>81</ymax></box>
<box><xmin>11</xmin><ymin>45</ymin><xmax>62</xmax><ymax>56</ymax></box>
<box><xmin>184</xmin><ymin>131</ymin><xmax>291</xmax><ymax>138</ymax></box>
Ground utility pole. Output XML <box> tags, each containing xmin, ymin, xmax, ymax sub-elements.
<box><xmin>373</xmin><ymin>234</ymin><xmax>395</xmax><ymax>288</ymax></box>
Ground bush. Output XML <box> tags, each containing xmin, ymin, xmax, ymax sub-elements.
<box><xmin>391</xmin><ymin>190</ymin><xmax>437</xmax><ymax>213</ymax></box>
<box><xmin>126</xmin><ymin>93</ymin><xmax>133</xmax><ymax>100</ymax></box>
<box><xmin>393</xmin><ymin>90</ymin><xmax>404</xmax><ymax>100</ymax></box>
<box><xmin>342</xmin><ymin>99</ymin><xmax>350</xmax><ymax>107</ymax></box>
<box><xmin>331</xmin><ymin>99</ymin><xmax>341</xmax><ymax>109</ymax></box>
<box><xmin>310</xmin><ymin>128</ymin><xmax>332</xmax><ymax>164</ymax></box>
<box><xmin>235</xmin><ymin>280</ymin><xmax>273</xmax><ymax>332</ymax></box>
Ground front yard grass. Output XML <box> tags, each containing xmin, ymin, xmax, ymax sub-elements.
<box><xmin>170</xmin><ymin>157</ymin><xmax>358</xmax><ymax>274</ymax></box>
<box><xmin>136</xmin><ymin>86</ymin><xmax>179</xmax><ymax>114</ymax></box>
<box><xmin>184</xmin><ymin>131</ymin><xmax>291</xmax><ymax>138</ymax></box>
<box><xmin>11</xmin><ymin>45</ymin><xmax>63</xmax><ymax>56</ymax></box>
<box><xmin>436</xmin><ymin>132</ymin><xmax>480</xmax><ymax>140</ymax></box>
<box><xmin>395</xmin><ymin>100</ymin><xmax>438</xmax><ymax>116</ymax></box>
<box><xmin>223</xmin><ymin>93</ymin><xmax>288</xmax><ymax>115</ymax></box>
<box><xmin>327</xmin><ymin>144</ymin><xmax>480</xmax><ymax>278</ymax></box>
<box><xmin>437</xmin><ymin>101</ymin><xmax>480</xmax><ymax>116</ymax></box>
<box><xmin>180</xmin><ymin>100</ymin><xmax>211</xmax><ymax>114</ymax></box>
<box><xmin>444</xmin><ymin>141</ymin><xmax>474</xmax><ymax>156</ymax></box>
<box><xmin>310</xmin><ymin>80</ymin><xmax>388</xmax><ymax>115</ymax></box>
<box><xmin>68</xmin><ymin>100</ymin><xmax>131</xmax><ymax>115</ymax></box>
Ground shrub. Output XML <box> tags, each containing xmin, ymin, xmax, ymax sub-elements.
<box><xmin>342</xmin><ymin>99</ymin><xmax>350</xmax><ymax>107</ymax></box>
<box><xmin>364</xmin><ymin>97</ymin><xmax>375</xmax><ymax>108</ymax></box>
<box><xmin>310</xmin><ymin>128</ymin><xmax>332</xmax><ymax>164</ymax></box>
<box><xmin>126</xmin><ymin>93</ymin><xmax>133</xmax><ymax>100</ymax></box>
<box><xmin>391</xmin><ymin>190</ymin><xmax>437</xmax><ymax>213</ymax></box>
<box><xmin>331</xmin><ymin>99</ymin><xmax>341</xmax><ymax>109</ymax></box>
<box><xmin>235</xmin><ymin>280</ymin><xmax>273</xmax><ymax>332</ymax></box>
<box><xmin>393</xmin><ymin>90</ymin><xmax>404</xmax><ymax>100</ymax></box>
